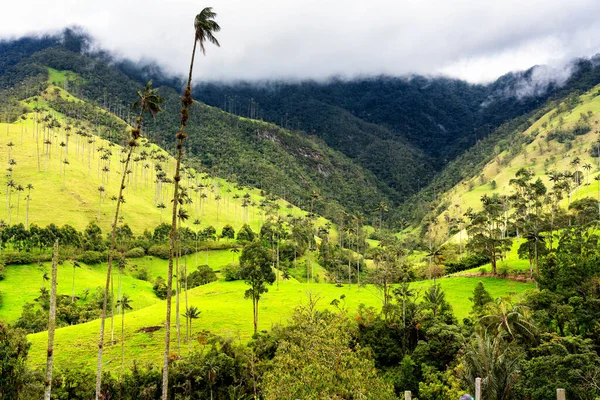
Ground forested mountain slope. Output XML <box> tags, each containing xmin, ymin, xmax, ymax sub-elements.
<box><xmin>0</xmin><ymin>33</ymin><xmax>392</xmax><ymax>221</ymax></box>
<box><xmin>422</xmin><ymin>82</ymin><xmax>600</xmax><ymax>235</ymax></box>
<box><xmin>195</xmin><ymin>57</ymin><xmax>600</xmax><ymax>210</ymax></box>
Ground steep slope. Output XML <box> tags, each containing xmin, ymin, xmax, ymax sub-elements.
<box><xmin>424</xmin><ymin>83</ymin><xmax>600</xmax><ymax>232</ymax></box>
<box><xmin>195</xmin><ymin>58</ymin><xmax>600</xmax><ymax>210</ymax></box>
<box><xmin>0</xmin><ymin>39</ymin><xmax>393</xmax><ymax>220</ymax></box>
<box><xmin>0</xmin><ymin>77</ymin><xmax>316</xmax><ymax>235</ymax></box>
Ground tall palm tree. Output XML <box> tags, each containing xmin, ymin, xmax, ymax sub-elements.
<box><xmin>97</xmin><ymin>186</ymin><xmax>105</xmax><ymax>219</ymax></box>
<box><xmin>230</xmin><ymin>246</ymin><xmax>240</xmax><ymax>262</ymax></box>
<box><xmin>15</xmin><ymin>184</ymin><xmax>24</xmax><ymax>223</ymax></box>
<box><xmin>116</xmin><ymin>294</ymin><xmax>133</xmax><ymax>378</ymax></box>
<box><xmin>95</xmin><ymin>81</ymin><xmax>163</xmax><ymax>400</ymax></box>
<box><xmin>376</xmin><ymin>202</ymin><xmax>388</xmax><ymax>233</ymax></box>
<box><xmin>162</xmin><ymin>9</ymin><xmax>220</xmax><ymax>399</ymax></box>
<box><xmin>595</xmin><ymin>175</ymin><xmax>600</xmax><ymax>220</ymax></box>
<box><xmin>25</xmin><ymin>184</ymin><xmax>33</xmax><ymax>229</ymax></box>
<box><xmin>157</xmin><ymin>202</ymin><xmax>166</xmax><ymax>223</ymax></box>
<box><xmin>215</xmin><ymin>194</ymin><xmax>221</xmax><ymax>229</ymax></box>
<box><xmin>583</xmin><ymin>163</ymin><xmax>592</xmax><ymax>185</ymax></box>
<box><xmin>44</xmin><ymin>240</ymin><xmax>59</xmax><ymax>400</ymax></box>
<box><xmin>6</xmin><ymin>179</ymin><xmax>15</xmax><ymax>224</ymax></box>
<box><xmin>182</xmin><ymin>305</ymin><xmax>201</xmax><ymax>346</ymax></box>
<box><xmin>70</xmin><ymin>261</ymin><xmax>81</xmax><ymax>303</ymax></box>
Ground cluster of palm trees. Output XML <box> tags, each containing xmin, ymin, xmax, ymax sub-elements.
<box><xmin>4</xmin><ymin>140</ymin><xmax>34</xmax><ymax>226</ymax></box>
<box><xmin>90</xmin><ymin>8</ymin><xmax>222</xmax><ymax>400</ymax></box>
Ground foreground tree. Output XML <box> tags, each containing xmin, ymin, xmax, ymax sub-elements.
<box><xmin>0</xmin><ymin>322</ymin><xmax>30</xmax><ymax>398</ymax></box>
<box><xmin>116</xmin><ymin>294</ymin><xmax>133</xmax><ymax>378</ymax></box>
<box><xmin>239</xmin><ymin>241</ymin><xmax>275</xmax><ymax>334</ymax></box>
<box><xmin>466</xmin><ymin>194</ymin><xmax>512</xmax><ymax>274</ymax></box>
<box><xmin>263</xmin><ymin>302</ymin><xmax>396</xmax><ymax>399</ymax></box>
<box><xmin>162</xmin><ymin>8</ymin><xmax>220</xmax><ymax>400</ymax></box>
<box><xmin>460</xmin><ymin>332</ymin><xmax>523</xmax><ymax>400</ymax></box>
<box><xmin>95</xmin><ymin>81</ymin><xmax>163</xmax><ymax>399</ymax></box>
<box><xmin>44</xmin><ymin>239</ymin><xmax>59</xmax><ymax>400</ymax></box>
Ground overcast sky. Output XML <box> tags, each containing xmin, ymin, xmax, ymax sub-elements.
<box><xmin>2</xmin><ymin>0</ymin><xmax>600</xmax><ymax>83</ymax></box>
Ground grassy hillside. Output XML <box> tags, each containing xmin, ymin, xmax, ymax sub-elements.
<box><xmin>25</xmin><ymin>275</ymin><xmax>534</xmax><ymax>371</ymax></box>
<box><xmin>0</xmin><ymin>81</ymin><xmax>319</xmax><ymax>235</ymax></box>
<box><xmin>432</xmin><ymin>84</ymin><xmax>600</xmax><ymax>236</ymax></box>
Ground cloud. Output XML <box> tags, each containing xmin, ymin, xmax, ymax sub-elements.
<box><xmin>1</xmin><ymin>0</ymin><xmax>600</xmax><ymax>83</ymax></box>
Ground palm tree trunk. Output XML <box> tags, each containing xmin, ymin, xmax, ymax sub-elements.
<box><xmin>25</xmin><ymin>197</ymin><xmax>30</xmax><ymax>229</ymax></box>
<box><xmin>121</xmin><ymin>307</ymin><xmax>125</xmax><ymax>380</ymax></box>
<box><xmin>71</xmin><ymin>266</ymin><xmax>76</xmax><ymax>303</ymax></box>
<box><xmin>95</xmin><ymin>114</ymin><xmax>142</xmax><ymax>400</ymax></box>
<box><xmin>44</xmin><ymin>240</ymin><xmax>59</xmax><ymax>400</ymax></box>
<box><xmin>162</xmin><ymin>36</ymin><xmax>198</xmax><ymax>400</ymax></box>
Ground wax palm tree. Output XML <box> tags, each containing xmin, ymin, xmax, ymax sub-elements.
<box><xmin>6</xmin><ymin>179</ymin><xmax>15</xmax><ymax>224</ymax></box>
<box><xmin>116</xmin><ymin>294</ymin><xmax>133</xmax><ymax>377</ymax></box>
<box><xmin>583</xmin><ymin>163</ymin><xmax>592</xmax><ymax>184</ymax></box>
<box><xmin>376</xmin><ymin>202</ymin><xmax>388</xmax><ymax>233</ymax></box>
<box><xmin>230</xmin><ymin>247</ymin><xmax>240</xmax><ymax>262</ymax></box>
<box><xmin>571</xmin><ymin>156</ymin><xmax>581</xmax><ymax>187</ymax></box>
<box><xmin>182</xmin><ymin>305</ymin><xmax>201</xmax><ymax>345</ymax></box>
<box><xmin>393</xmin><ymin>281</ymin><xmax>414</xmax><ymax>328</ymax></box>
<box><xmin>25</xmin><ymin>184</ymin><xmax>33</xmax><ymax>229</ymax></box>
<box><xmin>97</xmin><ymin>186</ymin><xmax>105</xmax><ymax>219</ymax></box>
<box><xmin>95</xmin><ymin>82</ymin><xmax>163</xmax><ymax>399</ymax></box>
<box><xmin>44</xmin><ymin>240</ymin><xmax>59</xmax><ymax>400</ymax></box>
<box><xmin>15</xmin><ymin>184</ymin><xmax>24</xmax><ymax>222</ymax></box>
<box><xmin>62</xmin><ymin>159</ymin><xmax>69</xmax><ymax>187</ymax></box>
<box><xmin>162</xmin><ymin>9</ymin><xmax>220</xmax><ymax>399</ymax></box>
<box><xmin>6</xmin><ymin>141</ymin><xmax>14</xmax><ymax>162</ymax></box>
<box><xmin>215</xmin><ymin>194</ymin><xmax>221</xmax><ymax>229</ymax></box>
<box><xmin>595</xmin><ymin>175</ymin><xmax>600</xmax><ymax>219</ymax></box>
<box><xmin>176</xmin><ymin>206</ymin><xmax>190</xmax><ymax>354</ymax></box>
<box><xmin>70</xmin><ymin>261</ymin><xmax>81</xmax><ymax>303</ymax></box>
<box><xmin>157</xmin><ymin>202</ymin><xmax>166</xmax><ymax>223</ymax></box>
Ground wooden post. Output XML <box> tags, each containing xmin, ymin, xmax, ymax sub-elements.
<box><xmin>404</xmin><ymin>391</ymin><xmax>411</xmax><ymax>400</ymax></box>
<box><xmin>475</xmin><ymin>377</ymin><xmax>482</xmax><ymax>400</ymax></box>
<box><xmin>557</xmin><ymin>388</ymin><xmax>566</xmax><ymax>400</ymax></box>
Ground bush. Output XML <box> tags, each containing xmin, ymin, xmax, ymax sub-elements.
<box><xmin>76</xmin><ymin>251</ymin><xmax>107</xmax><ymax>265</ymax></box>
<box><xmin>187</xmin><ymin>265</ymin><xmax>218</xmax><ymax>288</ymax></box>
<box><xmin>148</xmin><ymin>245</ymin><xmax>170</xmax><ymax>259</ymax></box>
<box><xmin>1</xmin><ymin>252</ymin><xmax>46</xmax><ymax>265</ymax></box>
<box><xmin>125</xmin><ymin>247</ymin><xmax>146</xmax><ymax>258</ymax></box>
<box><xmin>221</xmin><ymin>262</ymin><xmax>241</xmax><ymax>281</ymax></box>
<box><xmin>444</xmin><ymin>253</ymin><xmax>489</xmax><ymax>274</ymax></box>
<box><xmin>153</xmin><ymin>277</ymin><xmax>167</xmax><ymax>299</ymax></box>
<box><xmin>497</xmin><ymin>263</ymin><xmax>510</xmax><ymax>277</ymax></box>
<box><xmin>134</xmin><ymin>267</ymin><xmax>150</xmax><ymax>282</ymax></box>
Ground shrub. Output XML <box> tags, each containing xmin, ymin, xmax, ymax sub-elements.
<box><xmin>76</xmin><ymin>251</ymin><xmax>106</xmax><ymax>265</ymax></box>
<box><xmin>221</xmin><ymin>262</ymin><xmax>241</xmax><ymax>281</ymax></box>
<box><xmin>125</xmin><ymin>247</ymin><xmax>146</xmax><ymax>258</ymax></box>
<box><xmin>153</xmin><ymin>277</ymin><xmax>167</xmax><ymax>299</ymax></box>
<box><xmin>134</xmin><ymin>267</ymin><xmax>150</xmax><ymax>282</ymax></box>
<box><xmin>1</xmin><ymin>252</ymin><xmax>45</xmax><ymax>265</ymax></box>
<box><xmin>497</xmin><ymin>263</ymin><xmax>510</xmax><ymax>277</ymax></box>
<box><xmin>148</xmin><ymin>245</ymin><xmax>170</xmax><ymax>259</ymax></box>
<box><xmin>187</xmin><ymin>265</ymin><xmax>218</xmax><ymax>288</ymax></box>
<box><xmin>444</xmin><ymin>254</ymin><xmax>489</xmax><ymax>274</ymax></box>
